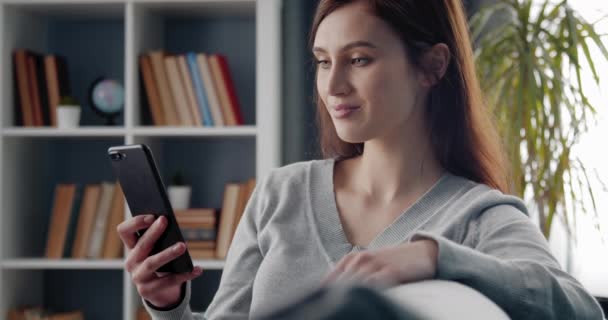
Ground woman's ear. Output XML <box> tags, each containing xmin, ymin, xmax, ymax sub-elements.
<box><xmin>419</xmin><ymin>43</ymin><xmax>451</xmax><ymax>88</ymax></box>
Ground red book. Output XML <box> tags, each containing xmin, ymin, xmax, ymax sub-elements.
<box><xmin>216</xmin><ymin>55</ymin><xmax>244</xmax><ymax>125</ymax></box>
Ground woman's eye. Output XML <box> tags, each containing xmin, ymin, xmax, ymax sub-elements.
<box><xmin>351</xmin><ymin>57</ymin><xmax>370</xmax><ymax>66</ymax></box>
<box><xmin>316</xmin><ymin>59</ymin><xmax>330</xmax><ymax>69</ymax></box>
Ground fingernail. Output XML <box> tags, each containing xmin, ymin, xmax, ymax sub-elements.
<box><xmin>144</xmin><ymin>215</ymin><xmax>155</xmax><ymax>223</ymax></box>
<box><xmin>173</xmin><ymin>243</ymin><xmax>184</xmax><ymax>252</ymax></box>
<box><xmin>193</xmin><ymin>267</ymin><xmax>202</xmax><ymax>275</ymax></box>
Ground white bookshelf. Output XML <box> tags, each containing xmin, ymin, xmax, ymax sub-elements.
<box><xmin>0</xmin><ymin>0</ymin><xmax>282</xmax><ymax>319</ymax></box>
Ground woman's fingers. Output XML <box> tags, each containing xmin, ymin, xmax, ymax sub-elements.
<box><xmin>142</xmin><ymin>267</ymin><xmax>204</xmax><ymax>295</ymax></box>
<box><xmin>137</xmin><ymin>242</ymin><xmax>188</xmax><ymax>280</ymax></box>
<box><xmin>126</xmin><ymin>216</ymin><xmax>167</xmax><ymax>272</ymax></box>
<box><xmin>360</xmin><ymin>269</ymin><xmax>398</xmax><ymax>290</ymax></box>
<box><xmin>338</xmin><ymin>263</ymin><xmax>381</xmax><ymax>284</ymax></box>
<box><xmin>117</xmin><ymin>214</ymin><xmax>156</xmax><ymax>250</ymax></box>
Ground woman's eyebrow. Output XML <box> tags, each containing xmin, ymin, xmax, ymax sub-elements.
<box><xmin>312</xmin><ymin>40</ymin><xmax>378</xmax><ymax>54</ymax></box>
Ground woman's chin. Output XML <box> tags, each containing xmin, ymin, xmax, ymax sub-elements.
<box><xmin>335</xmin><ymin>130</ymin><xmax>366</xmax><ymax>144</ymax></box>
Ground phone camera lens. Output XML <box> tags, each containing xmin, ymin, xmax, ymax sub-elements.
<box><xmin>110</xmin><ymin>153</ymin><xmax>122</xmax><ymax>161</ymax></box>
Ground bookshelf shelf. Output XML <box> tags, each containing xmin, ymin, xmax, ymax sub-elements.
<box><xmin>132</xmin><ymin>125</ymin><xmax>257</xmax><ymax>137</ymax></box>
<box><xmin>191</xmin><ymin>259</ymin><xmax>225</xmax><ymax>270</ymax></box>
<box><xmin>1</xmin><ymin>127</ymin><xmax>127</xmax><ymax>137</ymax></box>
<box><xmin>0</xmin><ymin>258</ymin><xmax>225</xmax><ymax>270</ymax></box>
<box><xmin>0</xmin><ymin>0</ymin><xmax>282</xmax><ymax>318</ymax></box>
<box><xmin>1</xmin><ymin>258</ymin><xmax>124</xmax><ymax>270</ymax></box>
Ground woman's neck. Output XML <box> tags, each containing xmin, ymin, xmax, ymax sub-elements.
<box><xmin>344</xmin><ymin>136</ymin><xmax>444</xmax><ymax>206</ymax></box>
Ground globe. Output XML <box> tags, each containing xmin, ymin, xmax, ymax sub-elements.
<box><xmin>89</xmin><ymin>77</ymin><xmax>124</xmax><ymax>125</ymax></box>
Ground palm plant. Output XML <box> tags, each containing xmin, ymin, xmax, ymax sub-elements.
<box><xmin>470</xmin><ymin>0</ymin><xmax>608</xmax><ymax>239</ymax></box>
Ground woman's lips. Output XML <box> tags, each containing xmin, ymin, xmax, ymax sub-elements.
<box><xmin>332</xmin><ymin>105</ymin><xmax>360</xmax><ymax>119</ymax></box>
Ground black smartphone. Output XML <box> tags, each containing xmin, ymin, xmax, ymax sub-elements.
<box><xmin>108</xmin><ymin>143</ymin><xmax>193</xmax><ymax>274</ymax></box>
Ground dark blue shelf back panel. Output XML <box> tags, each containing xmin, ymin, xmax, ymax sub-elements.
<box><xmin>48</xmin><ymin>20</ymin><xmax>125</xmax><ymax>126</ymax></box>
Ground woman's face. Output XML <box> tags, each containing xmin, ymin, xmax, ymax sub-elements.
<box><xmin>313</xmin><ymin>1</ymin><xmax>426</xmax><ymax>144</ymax></box>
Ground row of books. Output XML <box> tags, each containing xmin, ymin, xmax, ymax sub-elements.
<box><xmin>44</xmin><ymin>177</ymin><xmax>256</xmax><ymax>261</ymax></box>
<box><xmin>12</xmin><ymin>49</ymin><xmax>71</xmax><ymax>127</ymax></box>
<box><xmin>140</xmin><ymin>51</ymin><xmax>244</xmax><ymax>127</ymax></box>
<box><xmin>45</xmin><ymin>182</ymin><xmax>124</xmax><ymax>260</ymax></box>
<box><xmin>8</xmin><ymin>307</ymin><xmax>82</xmax><ymax>320</ymax></box>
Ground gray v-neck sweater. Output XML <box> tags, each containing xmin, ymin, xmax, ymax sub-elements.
<box><xmin>145</xmin><ymin>159</ymin><xmax>603</xmax><ymax>320</ymax></box>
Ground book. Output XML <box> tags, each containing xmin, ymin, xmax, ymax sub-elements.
<box><xmin>139</xmin><ymin>54</ymin><xmax>165</xmax><ymax>125</ymax></box>
<box><xmin>62</xmin><ymin>185</ymin><xmax>84</xmax><ymax>258</ymax></box>
<box><xmin>71</xmin><ymin>184</ymin><xmax>101</xmax><ymax>258</ymax></box>
<box><xmin>136</xmin><ymin>306</ymin><xmax>151</xmax><ymax>320</ymax></box>
<box><xmin>215</xmin><ymin>183</ymin><xmax>243</xmax><ymax>259</ymax></box>
<box><xmin>189</xmin><ymin>248</ymin><xmax>216</xmax><ymax>259</ymax></box>
<box><xmin>8</xmin><ymin>306</ymin><xmax>43</xmax><ymax>320</ymax></box>
<box><xmin>181</xmin><ymin>227</ymin><xmax>216</xmax><ymax>242</ymax></box>
<box><xmin>149</xmin><ymin>50</ymin><xmax>179</xmax><ymax>125</ymax></box>
<box><xmin>208</xmin><ymin>54</ymin><xmax>236</xmax><ymax>125</ymax></box>
<box><xmin>32</xmin><ymin>53</ymin><xmax>51</xmax><ymax>126</ymax></box>
<box><xmin>164</xmin><ymin>55</ymin><xmax>193</xmax><ymax>126</ymax></box>
<box><xmin>197</xmin><ymin>53</ymin><xmax>225</xmax><ymax>126</ymax></box>
<box><xmin>175</xmin><ymin>208</ymin><xmax>217</xmax><ymax>224</ymax></box>
<box><xmin>101</xmin><ymin>182</ymin><xmax>125</xmax><ymax>259</ymax></box>
<box><xmin>216</xmin><ymin>54</ymin><xmax>244</xmax><ymax>125</ymax></box>
<box><xmin>86</xmin><ymin>182</ymin><xmax>115</xmax><ymax>258</ymax></box>
<box><xmin>231</xmin><ymin>178</ymin><xmax>256</xmax><ymax>239</ymax></box>
<box><xmin>45</xmin><ymin>184</ymin><xmax>78</xmax><ymax>259</ymax></box>
<box><xmin>186</xmin><ymin>240</ymin><xmax>216</xmax><ymax>249</ymax></box>
<box><xmin>8</xmin><ymin>307</ymin><xmax>83</xmax><ymax>320</ymax></box>
<box><xmin>13</xmin><ymin>49</ymin><xmax>34</xmax><ymax>126</ymax></box>
<box><xmin>177</xmin><ymin>54</ymin><xmax>203</xmax><ymax>126</ymax></box>
<box><xmin>26</xmin><ymin>54</ymin><xmax>44</xmax><ymax>126</ymax></box>
<box><xmin>46</xmin><ymin>311</ymin><xmax>84</xmax><ymax>320</ymax></box>
<box><xmin>44</xmin><ymin>55</ymin><xmax>71</xmax><ymax>127</ymax></box>
<box><xmin>186</xmin><ymin>52</ymin><xmax>213</xmax><ymax>126</ymax></box>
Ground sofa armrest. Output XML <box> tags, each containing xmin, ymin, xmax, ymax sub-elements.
<box><xmin>382</xmin><ymin>280</ymin><xmax>510</xmax><ymax>320</ymax></box>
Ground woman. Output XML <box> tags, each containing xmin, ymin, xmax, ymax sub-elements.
<box><xmin>117</xmin><ymin>0</ymin><xmax>604</xmax><ymax>319</ymax></box>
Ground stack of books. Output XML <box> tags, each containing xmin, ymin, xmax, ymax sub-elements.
<box><xmin>174</xmin><ymin>178</ymin><xmax>256</xmax><ymax>260</ymax></box>
<box><xmin>12</xmin><ymin>49</ymin><xmax>71</xmax><ymax>127</ymax></box>
<box><xmin>175</xmin><ymin>208</ymin><xmax>217</xmax><ymax>259</ymax></box>
<box><xmin>139</xmin><ymin>51</ymin><xmax>244</xmax><ymax>127</ymax></box>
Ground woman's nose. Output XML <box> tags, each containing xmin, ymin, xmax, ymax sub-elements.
<box><xmin>326</xmin><ymin>66</ymin><xmax>352</xmax><ymax>96</ymax></box>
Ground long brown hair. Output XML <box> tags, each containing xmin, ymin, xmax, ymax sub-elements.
<box><xmin>309</xmin><ymin>0</ymin><xmax>512</xmax><ymax>194</ymax></box>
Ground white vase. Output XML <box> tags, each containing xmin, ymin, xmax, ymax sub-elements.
<box><xmin>57</xmin><ymin>105</ymin><xmax>81</xmax><ymax>128</ymax></box>
<box><xmin>168</xmin><ymin>185</ymin><xmax>192</xmax><ymax>210</ymax></box>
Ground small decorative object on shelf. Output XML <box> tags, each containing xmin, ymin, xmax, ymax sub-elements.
<box><xmin>56</xmin><ymin>96</ymin><xmax>81</xmax><ymax>129</ymax></box>
<box><xmin>88</xmin><ymin>76</ymin><xmax>124</xmax><ymax>125</ymax></box>
<box><xmin>168</xmin><ymin>171</ymin><xmax>192</xmax><ymax>210</ymax></box>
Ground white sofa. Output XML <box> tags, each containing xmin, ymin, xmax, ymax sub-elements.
<box><xmin>257</xmin><ymin>280</ymin><xmax>510</xmax><ymax>319</ymax></box>
<box><xmin>383</xmin><ymin>280</ymin><xmax>509</xmax><ymax>319</ymax></box>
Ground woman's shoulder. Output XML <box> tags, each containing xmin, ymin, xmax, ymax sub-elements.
<box><xmin>263</xmin><ymin>158</ymin><xmax>334</xmax><ymax>186</ymax></box>
<box><xmin>442</xmin><ymin>172</ymin><xmax>530</xmax><ymax>219</ymax></box>
<box><xmin>252</xmin><ymin>158</ymin><xmax>334</xmax><ymax>199</ymax></box>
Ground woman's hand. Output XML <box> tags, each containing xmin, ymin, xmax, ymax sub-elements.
<box><xmin>321</xmin><ymin>239</ymin><xmax>439</xmax><ymax>289</ymax></box>
<box><xmin>117</xmin><ymin>214</ymin><xmax>204</xmax><ymax>309</ymax></box>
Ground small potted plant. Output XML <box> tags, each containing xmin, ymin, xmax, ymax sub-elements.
<box><xmin>56</xmin><ymin>96</ymin><xmax>81</xmax><ymax>128</ymax></box>
<box><xmin>167</xmin><ymin>171</ymin><xmax>191</xmax><ymax>210</ymax></box>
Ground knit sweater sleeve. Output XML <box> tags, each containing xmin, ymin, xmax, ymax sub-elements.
<box><xmin>143</xmin><ymin>172</ymin><xmax>271</xmax><ymax>320</ymax></box>
<box><xmin>412</xmin><ymin>204</ymin><xmax>604</xmax><ymax>320</ymax></box>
